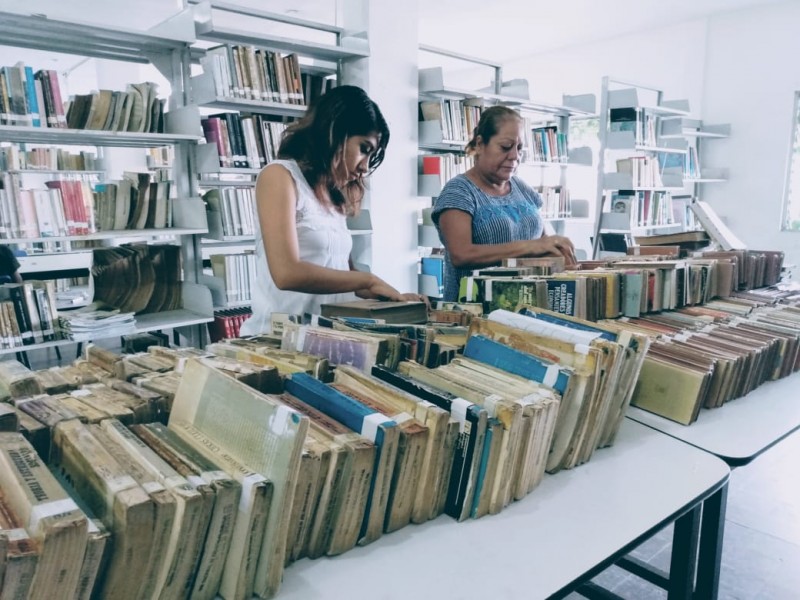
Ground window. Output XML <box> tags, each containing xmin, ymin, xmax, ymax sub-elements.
<box><xmin>782</xmin><ymin>92</ymin><xmax>800</xmax><ymax>231</ymax></box>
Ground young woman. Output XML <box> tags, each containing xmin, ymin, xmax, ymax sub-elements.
<box><xmin>241</xmin><ymin>85</ymin><xmax>423</xmax><ymax>335</ymax></box>
<box><xmin>432</xmin><ymin>106</ymin><xmax>577</xmax><ymax>301</ymax></box>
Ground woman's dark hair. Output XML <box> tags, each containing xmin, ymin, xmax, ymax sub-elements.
<box><xmin>465</xmin><ymin>105</ymin><xmax>521</xmax><ymax>155</ymax></box>
<box><xmin>278</xmin><ymin>85</ymin><xmax>389</xmax><ymax>214</ymax></box>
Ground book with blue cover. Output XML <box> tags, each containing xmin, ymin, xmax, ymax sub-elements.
<box><xmin>284</xmin><ymin>373</ymin><xmax>399</xmax><ymax>545</ymax></box>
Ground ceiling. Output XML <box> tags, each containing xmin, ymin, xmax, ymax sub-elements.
<box><xmin>0</xmin><ymin>0</ymin><xmax>794</xmax><ymax>64</ymax></box>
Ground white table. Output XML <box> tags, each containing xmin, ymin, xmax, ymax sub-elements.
<box><xmin>627</xmin><ymin>370</ymin><xmax>800</xmax><ymax>467</ymax></box>
<box><xmin>277</xmin><ymin>420</ymin><xmax>729</xmax><ymax>600</ymax></box>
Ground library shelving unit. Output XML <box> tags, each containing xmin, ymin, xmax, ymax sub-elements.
<box><xmin>591</xmin><ymin>76</ymin><xmax>695</xmax><ymax>257</ymax></box>
<box><xmin>185</xmin><ymin>0</ymin><xmax>370</xmax><ymax>305</ymax></box>
<box><xmin>660</xmin><ymin>117</ymin><xmax>731</xmax><ymax>230</ymax></box>
<box><xmin>0</xmin><ymin>7</ymin><xmax>214</xmax><ymax>355</ymax></box>
<box><xmin>416</xmin><ymin>45</ymin><xmax>595</xmax><ymax>300</ymax></box>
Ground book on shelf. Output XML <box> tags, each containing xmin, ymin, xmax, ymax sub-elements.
<box><xmin>204</xmin><ymin>187</ymin><xmax>257</xmax><ymax>238</ymax></box>
<box><xmin>0</xmin><ymin>63</ymin><xmax>66</xmax><ymax>128</ymax></box>
<box><xmin>201</xmin><ymin>114</ymin><xmax>287</xmax><ymax>170</ymax></box>
<box><xmin>634</xmin><ymin>229</ymin><xmax>710</xmax><ymax>247</ymax></box>
<box><xmin>209</xmin><ymin>307</ymin><xmax>253</xmax><ymax>342</ymax></box>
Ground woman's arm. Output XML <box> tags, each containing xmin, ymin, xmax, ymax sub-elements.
<box><xmin>259</xmin><ymin>165</ymin><xmax>403</xmax><ymax>298</ymax></box>
<box><xmin>437</xmin><ymin>209</ymin><xmax>576</xmax><ymax>268</ymax></box>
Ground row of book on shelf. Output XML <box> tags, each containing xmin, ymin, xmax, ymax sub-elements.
<box><xmin>0</xmin><ymin>243</ymin><xmax>183</xmax><ymax>350</ymax></box>
<box><xmin>609</xmin><ymin>190</ymin><xmax>675</xmax><ymax>228</ymax></box>
<box><xmin>200</xmin><ymin>45</ymin><xmax>333</xmax><ymax>107</ymax></box>
<box><xmin>0</xmin><ymin>171</ymin><xmax>173</xmax><ymax>239</ymax></box>
<box><xmin>0</xmin><ymin>63</ymin><xmax>66</xmax><ymax>128</ymax></box>
<box><xmin>209</xmin><ymin>252</ymin><xmax>257</xmax><ymax>305</ymax></box>
<box><xmin>203</xmin><ymin>186</ymin><xmax>257</xmax><ymax>238</ymax></box>
<box><xmin>610</xmin><ymin>107</ymin><xmax>658</xmax><ymax>146</ymax></box>
<box><xmin>419</xmin><ymin>98</ymin><xmax>483</xmax><ymax>143</ymax></box>
<box><xmin>419</xmin><ymin>153</ymin><xmax>474</xmax><ymax>187</ymax></box>
<box><xmin>208</xmin><ymin>307</ymin><xmax>253</xmax><ymax>342</ymax></box>
<box><xmin>201</xmin><ymin>114</ymin><xmax>287</xmax><ymax>170</ymax></box>
<box><xmin>0</xmin><ymin>145</ymin><xmax>102</xmax><ymax>172</ymax></box>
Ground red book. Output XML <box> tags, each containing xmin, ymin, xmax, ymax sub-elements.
<box><xmin>422</xmin><ymin>155</ymin><xmax>441</xmax><ymax>176</ymax></box>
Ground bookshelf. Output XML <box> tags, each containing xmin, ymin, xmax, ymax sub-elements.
<box><xmin>591</xmin><ymin>76</ymin><xmax>695</xmax><ymax>257</ymax></box>
<box><xmin>186</xmin><ymin>0</ymin><xmax>369</xmax><ymax>307</ymax></box>
<box><xmin>416</xmin><ymin>46</ymin><xmax>595</xmax><ymax>299</ymax></box>
<box><xmin>0</xmin><ymin>7</ymin><xmax>214</xmax><ymax>353</ymax></box>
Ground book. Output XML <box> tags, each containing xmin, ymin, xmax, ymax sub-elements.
<box><xmin>0</xmin><ymin>491</ymin><xmax>39</xmax><ymax>600</ymax></box>
<box><xmin>169</xmin><ymin>358</ymin><xmax>308</xmax><ymax>599</ymax></box>
<box><xmin>320</xmin><ymin>299</ymin><xmax>429</xmax><ymax>325</ymax></box>
<box><xmin>283</xmin><ymin>373</ymin><xmax>399</xmax><ymax>545</ymax></box>
<box><xmin>0</xmin><ymin>432</ymin><xmax>88</xmax><ymax>600</ymax></box>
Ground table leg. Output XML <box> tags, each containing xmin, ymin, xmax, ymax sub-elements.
<box><xmin>694</xmin><ymin>482</ymin><xmax>728</xmax><ymax>600</ymax></box>
<box><xmin>668</xmin><ymin>503</ymin><xmax>701</xmax><ymax>600</ymax></box>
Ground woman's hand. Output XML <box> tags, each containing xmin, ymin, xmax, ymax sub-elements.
<box><xmin>357</xmin><ymin>276</ymin><xmax>431</xmax><ymax>309</ymax></box>
<box><xmin>530</xmin><ymin>235</ymin><xmax>578</xmax><ymax>267</ymax></box>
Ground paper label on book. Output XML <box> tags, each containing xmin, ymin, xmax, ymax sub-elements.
<box><xmin>574</xmin><ymin>343</ymin><xmax>591</xmax><ymax>355</ymax></box>
<box><xmin>450</xmin><ymin>397</ymin><xmax>471</xmax><ymax>433</ymax></box>
<box><xmin>175</xmin><ymin>357</ymin><xmax>188</xmax><ymax>373</ymax></box>
<box><xmin>187</xmin><ymin>475</ymin><xmax>206</xmax><ymax>488</ymax></box>
<box><xmin>141</xmin><ymin>481</ymin><xmax>165</xmax><ymax>494</ymax></box>
<box><xmin>239</xmin><ymin>473</ymin><xmax>265</xmax><ymax>513</ymax></box>
<box><xmin>4</xmin><ymin>528</ymin><xmax>29</xmax><ymax>541</ymax></box>
<box><xmin>106</xmin><ymin>474</ymin><xmax>139</xmax><ymax>496</ymax></box>
<box><xmin>360</xmin><ymin>412</ymin><xmax>390</xmax><ymax>443</ymax></box>
<box><xmin>466</xmin><ymin>277</ymin><xmax>476</xmax><ymax>302</ymax></box>
<box><xmin>28</xmin><ymin>498</ymin><xmax>80</xmax><ymax>533</ymax></box>
<box><xmin>485</xmin><ymin>280</ymin><xmax>493</xmax><ymax>302</ymax></box>
<box><xmin>543</xmin><ymin>364</ymin><xmax>560</xmax><ymax>388</ymax></box>
<box><xmin>393</xmin><ymin>412</ymin><xmax>414</xmax><ymax>424</ymax></box>
<box><xmin>702</xmin><ymin>324</ymin><xmax>719</xmax><ymax>332</ymax></box>
<box><xmin>484</xmin><ymin>394</ymin><xmax>502</xmax><ymax>416</ymax></box>
<box><xmin>70</xmin><ymin>389</ymin><xmax>92</xmax><ymax>397</ymax></box>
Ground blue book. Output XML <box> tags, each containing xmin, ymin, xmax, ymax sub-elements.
<box><xmin>464</xmin><ymin>335</ymin><xmax>570</xmax><ymax>395</ymax></box>
<box><xmin>284</xmin><ymin>373</ymin><xmax>399</xmax><ymax>544</ymax></box>
<box><xmin>23</xmin><ymin>65</ymin><xmax>40</xmax><ymax>127</ymax></box>
<box><xmin>421</xmin><ymin>256</ymin><xmax>444</xmax><ymax>297</ymax></box>
<box><xmin>519</xmin><ymin>307</ymin><xmax>618</xmax><ymax>342</ymax></box>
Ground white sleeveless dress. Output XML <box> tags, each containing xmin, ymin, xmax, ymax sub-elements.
<box><xmin>239</xmin><ymin>159</ymin><xmax>357</xmax><ymax>336</ymax></box>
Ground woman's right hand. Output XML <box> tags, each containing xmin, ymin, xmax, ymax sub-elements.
<box><xmin>529</xmin><ymin>236</ymin><xmax>578</xmax><ymax>266</ymax></box>
<box><xmin>363</xmin><ymin>275</ymin><xmax>405</xmax><ymax>301</ymax></box>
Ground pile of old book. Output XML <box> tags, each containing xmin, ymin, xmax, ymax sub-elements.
<box><xmin>0</xmin><ymin>295</ymin><xmax>649</xmax><ymax>599</ymax></box>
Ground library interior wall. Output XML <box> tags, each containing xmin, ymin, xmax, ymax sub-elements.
<box><xmin>499</xmin><ymin>1</ymin><xmax>800</xmax><ymax>269</ymax></box>
<box><xmin>341</xmin><ymin>0</ymin><xmax>423</xmax><ymax>294</ymax></box>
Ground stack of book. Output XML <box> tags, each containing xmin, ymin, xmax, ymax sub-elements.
<box><xmin>208</xmin><ymin>307</ymin><xmax>252</xmax><ymax>342</ymax></box>
<box><xmin>65</xmin><ymin>82</ymin><xmax>165</xmax><ymax>134</ymax></box>
<box><xmin>58</xmin><ymin>304</ymin><xmax>136</xmax><ymax>342</ymax></box>
<box><xmin>202</xmin><ymin>114</ymin><xmax>287</xmax><ymax>170</ymax></box>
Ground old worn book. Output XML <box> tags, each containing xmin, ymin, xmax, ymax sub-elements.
<box><xmin>83</xmin><ymin>343</ymin><xmax>123</xmax><ymax>373</ymax></box>
<box><xmin>49</xmin><ymin>394</ymin><xmax>108</xmax><ymax>424</ymax></box>
<box><xmin>631</xmin><ymin>353</ymin><xmax>712</xmax><ymax>425</ymax></box>
<box><xmin>131</xmin><ymin>422</ymin><xmax>238</xmax><ymax>600</ymax></box>
<box><xmin>100</xmin><ymin>418</ymin><xmax>210</xmax><ymax>600</ymax></box>
<box><xmin>135</xmin><ymin>372</ymin><xmax>183</xmax><ymax>410</ymax></box>
<box><xmin>0</xmin><ymin>432</ymin><xmax>88</xmax><ymax>600</ymax></box>
<box><xmin>371</xmin><ymin>365</ymin><xmax>487</xmax><ymax>522</ymax></box>
<box><xmin>51</xmin><ymin>419</ymin><xmax>155</xmax><ymax>600</ymax></box>
<box><xmin>12</xmin><ymin>407</ymin><xmax>49</xmax><ymax>458</ymax></box>
<box><xmin>284</xmin><ymin>437</ymin><xmax>329</xmax><ymax>566</ymax></box>
<box><xmin>169</xmin><ymin>358</ymin><xmax>308</xmax><ymax>600</ymax></box>
<box><xmin>0</xmin><ymin>360</ymin><xmax>43</xmax><ymax>401</ymax></box>
<box><xmin>284</xmin><ymin>373</ymin><xmax>397</xmax><ymax>545</ymax></box>
<box><xmin>331</xmin><ymin>382</ymin><xmax>428</xmax><ymax>533</ymax></box>
<box><xmin>0</xmin><ymin>403</ymin><xmax>18</xmax><ymax>432</ymax></box>
<box><xmin>208</xmin><ymin>341</ymin><xmax>329</xmax><ymax>379</ymax></box>
<box><xmin>320</xmin><ymin>299</ymin><xmax>428</xmax><ymax>324</ymax></box>
<box><xmin>88</xmin><ymin>424</ymin><xmax>175</xmax><ymax>600</ymax></box>
<box><xmin>32</xmin><ymin>367</ymin><xmax>75</xmax><ymax>395</ymax></box>
<box><xmin>64</xmin><ymin>386</ymin><xmax>136</xmax><ymax>424</ymax></box>
<box><xmin>282</xmin><ymin>324</ymin><xmax>393</xmax><ymax>372</ymax></box>
<box><xmin>0</xmin><ymin>492</ymin><xmax>39</xmax><ymax>600</ymax></box>
<box><xmin>106</xmin><ymin>379</ymin><xmax>166</xmax><ymax>423</ymax></box>
<box><xmin>333</xmin><ymin>366</ymin><xmax>451</xmax><ymax>524</ymax></box>
<box><xmin>169</xmin><ymin>420</ymin><xmax>271</xmax><ymax>600</ymax></box>
<box><xmin>276</xmin><ymin>393</ymin><xmax>374</xmax><ymax>558</ymax></box>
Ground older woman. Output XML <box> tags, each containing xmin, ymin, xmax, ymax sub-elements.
<box><xmin>432</xmin><ymin>106</ymin><xmax>576</xmax><ymax>301</ymax></box>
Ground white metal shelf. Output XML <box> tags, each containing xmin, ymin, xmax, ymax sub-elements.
<box><xmin>3</xmin><ymin>169</ymin><xmax>105</xmax><ymax>176</ymax></box>
<box><xmin>192</xmin><ymin>1</ymin><xmax>368</xmax><ymax>62</ymax></box>
<box><xmin>196</xmin><ymin>96</ymin><xmax>308</xmax><ymax>118</ymax></box>
<box><xmin>0</xmin><ymin>9</ymin><xmax>195</xmax><ymax>63</ymax></box>
<box><xmin>0</xmin><ymin>126</ymin><xmax>201</xmax><ymax>148</ymax></box>
<box><xmin>0</xmin><ymin>228</ymin><xmax>208</xmax><ymax>245</ymax></box>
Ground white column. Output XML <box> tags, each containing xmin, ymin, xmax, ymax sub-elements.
<box><xmin>340</xmin><ymin>0</ymin><xmax>422</xmax><ymax>293</ymax></box>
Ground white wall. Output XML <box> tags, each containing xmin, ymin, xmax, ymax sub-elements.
<box><xmin>341</xmin><ymin>0</ymin><xmax>422</xmax><ymax>294</ymax></box>
<box><xmin>701</xmin><ymin>2</ymin><xmax>800</xmax><ymax>266</ymax></box>
<box><xmin>501</xmin><ymin>2</ymin><xmax>800</xmax><ymax>269</ymax></box>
